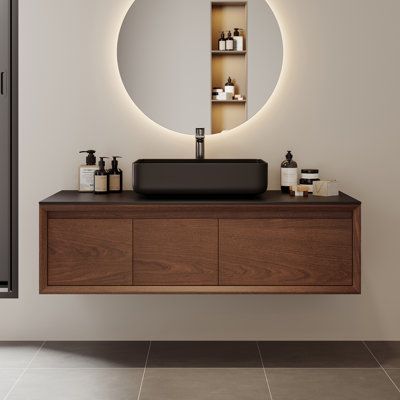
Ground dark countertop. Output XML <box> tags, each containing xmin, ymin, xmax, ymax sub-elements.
<box><xmin>40</xmin><ymin>191</ymin><xmax>361</xmax><ymax>205</ymax></box>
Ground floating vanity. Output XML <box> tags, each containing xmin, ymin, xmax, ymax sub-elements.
<box><xmin>39</xmin><ymin>191</ymin><xmax>361</xmax><ymax>294</ymax></box>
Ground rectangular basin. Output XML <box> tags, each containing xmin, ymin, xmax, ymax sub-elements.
<box><xmin>133</xmin><ymin>159</ymin><xmax>268</xmax><ymax>196</ymax></box>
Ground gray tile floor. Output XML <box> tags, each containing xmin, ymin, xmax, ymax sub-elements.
<box><xmin>0</xmin><ymin>341</ymin><xmax>400</xmax><ymax>399</ymax></box>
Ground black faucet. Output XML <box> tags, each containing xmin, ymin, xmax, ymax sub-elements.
<box><xmin>195</xmin><ymin>128</ymin><xmax>205</xmax><ymax>160</ymax></box>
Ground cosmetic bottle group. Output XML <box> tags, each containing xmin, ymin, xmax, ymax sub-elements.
<box><xmin>218</xmin><ymin>28</ymin><xmax>244</xmax><ymax>51</ymax></box>
<box><xmin>79</xmin><ymin>151</ymin><xmax>123</xmax><ymax>194</ymax></box>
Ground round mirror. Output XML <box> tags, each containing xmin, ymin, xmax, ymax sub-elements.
<box><xmin>118</xmin><ymin>0</ymin><xmax>283</xmax><ymax>135</ymax></box>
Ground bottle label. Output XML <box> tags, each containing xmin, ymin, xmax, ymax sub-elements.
<box><xmin>109</xmin><ymin>175</ymin><xmax>121</xmax><ymax>191</ymax></box>
<box><xmin>281</xmin><ymin>168</ymin><xmax>298</xmax><ymax>187</ymax></box>
<box><xmin>233</xmin><ymin>37</ymin><xmax>243</xmax><ymax>51</ymax></box>
<box><xmin>95</xmin><ymin>175</ymin><xmax>108</xmax><ymax>192</ymax></box>
<box><xmin>225</xmin><ymin>86</ymin><xmax>235</xmax><ymax>95</ymax></box>
<box><xmin>219</xmin><ymin>41</ymin><xmax>226</xmax><ymax>51</ymax></box>
<box><xmin>226</xmin><ymin>40</ymin><xmax>234</xmax><ymax>50</ymax></box>
<box><xmin>80</xmin><ymin>167</ymin><xmax>96</xmax><ymax>191</ymax></box>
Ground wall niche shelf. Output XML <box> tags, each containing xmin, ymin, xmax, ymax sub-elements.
<box><xmin>211</xmin><ymin>1</ymin><xmax>248</xmax><ymax>134</ymax></box>
<box><xmin>212</xmin><ymin>50</ymin><xmax>247</xmax><ymax>55</ymax></box>
<box><xmin>212</xmin><ymin>100</ymin><xmax>246</xmax><ymax>104</ymax></box>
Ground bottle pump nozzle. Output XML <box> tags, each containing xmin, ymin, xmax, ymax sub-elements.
<box><xmin>111</xmin><ymin>156</ymin><xmax>122</xmax><ymax>169</ymax></box>
<box><xmin>98</xmin><ymin>157</ymin><xmax>109</xmax><ymax>171</ymax></box>
<box><xmin>79</xmin><ymin>150</ymin><xmax>96</xmax><ymax>166</ymax></box>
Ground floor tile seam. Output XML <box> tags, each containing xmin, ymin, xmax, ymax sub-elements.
<box><xmin>137</xmin><ymin>341</ymin><xmax>152</xmax><ymax>400</ymax></box>
<box><xmin>362</xmin><ymin>341</ymin><xmax>400</xmax><ymax>394</ymax></box>
<box><xmin>3</xmin><ymin>341</ymin><xmax>46</xmax><ymax>400</ymax></box>
<box><xmin>256</xmin><ymin>342</ymin><xmax>274</xmax><ymax>400</ymax></box>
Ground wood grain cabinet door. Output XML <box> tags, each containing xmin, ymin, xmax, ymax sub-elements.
<box><xmin>134</xmin><ymin>219</ymin><xmax>218</xmax><ymax>286</ymax></box>
<box><xmin>220</xmin><ymin>219</ymin><xmax>353</xmax><ymax>286</ymax></box>
<box><xmin>48</xmin><ymin>219</ymin><xmax>133</xmax><ymax>286</ymax></box>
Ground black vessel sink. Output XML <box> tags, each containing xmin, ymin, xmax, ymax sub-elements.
<box><xmin>133</xmin><ymin>159</ymin><xmax>268</xmax><ymax>196</ymax></box>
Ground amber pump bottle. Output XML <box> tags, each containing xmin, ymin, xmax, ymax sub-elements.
<box><xmin>226</xmin><ymin>30</ymin><xmax>234</xmax><ymax>51</ymax></box>
<box><xmin>94</xmin><ymin>157</ymin><xmax>109</xmax><ymax>194</ymax></box>
<box><xmin>281</xmin><ymin>151</ymin><xmax>298</xmax><ymax>193</ymax></box>
<box><xmin>218</xmin><ymin>32</ymin><xmax>226</xmax><ymax>51</ymax></box>
<box><xmin>108</xmin><ymin>156</ymin><xmax>123</xmax><ymax>193</ymax></box>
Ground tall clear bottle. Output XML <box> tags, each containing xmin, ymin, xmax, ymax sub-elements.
<box><xmin>281</xmin><ymin>151</ymin><xmax>298</xmax><ymax>193</ymax></box>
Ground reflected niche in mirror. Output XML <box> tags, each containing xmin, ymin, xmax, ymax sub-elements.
<box><xmin>118</xmin><ymin>0</ymin><xmax>283</xmax><ymax>135</ymax></box>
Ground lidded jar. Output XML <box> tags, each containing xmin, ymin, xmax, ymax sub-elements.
<box><xmin>299</xmin><ymin>169</ymin><xmax>320</xmax><ymax>193</ymax></box>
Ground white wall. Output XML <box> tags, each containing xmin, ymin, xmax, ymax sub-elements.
<box><xmin>2</xmin><ymin>0</ymin><xmax>400</xmax><ymax>340</ymax></box>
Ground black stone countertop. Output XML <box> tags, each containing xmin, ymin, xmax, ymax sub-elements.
<box><xmin>40</xmin><ymin>190</ymin><xmax>361</xmax><ymax>205</ymax></box>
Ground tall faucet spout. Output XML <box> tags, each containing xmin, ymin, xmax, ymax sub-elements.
<box><xmin>195</xmin><ymin>128</ymin><xmax>205</xmax><ymax>160</ymax></box>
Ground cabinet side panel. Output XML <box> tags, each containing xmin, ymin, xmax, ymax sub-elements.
<box><xmin>39</xmin><ymin>207</ymin><xmax>48</xmax><ymax>292</ymax></box>
<box><xmin>353</xmin><ymin>206</ymin><xmax>361</xmax><ymax>293</ymax></box>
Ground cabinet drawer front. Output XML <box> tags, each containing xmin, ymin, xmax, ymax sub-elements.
<box><xmin>220</xmin><ymin>219</ymin><xmax>353</xmax><ymax>286</ymax></box>
<box><xmin>48</xmin><ymin>219</ymin><xmax>133</xmax><ymax>286</ymax></box>
<box><xmin>134</xmin><ymin>219</ymin><xmax>218</xmax><ymax>286</ymax></box>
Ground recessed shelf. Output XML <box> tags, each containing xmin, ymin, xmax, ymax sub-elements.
<box><xmin>211</xmin><ymin>1</ymin><xmax>247</xmax><ymax>133</ymax></box>
<box><xmin>212</xmin><ymin>50</ymin><xmax>246</xmax><ymax>55</ymax></box>
<box><xmin>211</xmin><ymin>1</ymin><xmax>247</xmax><ymax>6</ymax></box>
<box><xmin>212</xmin><ymin>100</ymin><xmax>246</xmax><ymax>104</ymax></box>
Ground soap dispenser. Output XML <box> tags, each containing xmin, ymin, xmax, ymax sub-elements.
<box><xmin>94</xmin><ymin>157</ymin><xmax>109</xmax><ymax>194</ymax></box>
<box><xmin>79</xmin><ymin>150</ymin><xmax>97</xmax><ymax>192</ymax></box>
<box><xmin>218</xmin><ymin>32</ymin><xmax>226</xmax><ymax>51</ymax></box>
<box><xmin>281</xmin><ymin>151</ymin><xmax>298</xmax><ymax>194</ymax></box>
<box><xmin>225</xmin><ymin>77</ymin><xmax>235</xmax><ymax>96</ymax></box>
<box><xmin>226</xmin><ymin>30</ymin><xmax>234</xmax><ymax>51</ymax></box>
<box><xmin>108</xmin><ymin>156</ymin><xmax>123</xmax><ymax>193</ymax></box>
<box><xmin>233</xmin><ymin>28</ymin><xmax>244</xmax><ymax>51</ymax></box>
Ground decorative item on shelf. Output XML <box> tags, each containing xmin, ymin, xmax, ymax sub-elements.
<box><xmin>234</xmin><ymin>94</ymin><xmax>245</xmax><ymax>101</ymax></box>
<box><xmin>218</xmin><ymin>31</ymin><xmax>226</xmax><ymax>51</ymax></box>
<box><xmin>233</xmin><ymin>28</ymin><xmax>244</xmax><ymax>51</ymax></box>
<box><xmin>108</xmin><ymin>156</ymin><xmax>123</xmax><ymax>193</ymax></box>
<box><xmin>226</xmin><ymin>30</ymin><xmax>234</xmax><ymax>51</ymax></box>
<box><xmin>216</xmin><ymin>92</ymin><xmax>233</xmax><ymax>101</ymax></box>
<box><xmin>281</xmin><ymin>151</ymin><xmax>298</xmax><ymax>194</ymax></box>
<box><xmin>299</xmin><ymin>169</ymin><xmax>320</xmax><ymax>193</ymax></box>
<box><xmin>225</xmin><ymin>77</ymin><xmax>235</xmax><ymax>96</ymax></box>
<box><xmin>290</xmin><ymin>185</ymin><xmax>309</xmax><ymax>197</ymax></box>
<box><xmin>212</xmin><ymin>87</ymin><xmax>224</xmax><ymax>100</ymax></box>
<box><xmin>94</xmin><ymin>157</ymin><xmax>109</xmax><ymax>194</ymax></box>
<box><xmin>313</xmin><ymin>180</ymin><xmax>339</xmax><ymax>197</ymax></box>
<box><xmin>78</xmin><ymin>150</ymin><xmax>97</xmax><ymax>193</ymax></box>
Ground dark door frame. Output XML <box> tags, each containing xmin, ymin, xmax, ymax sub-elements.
<box><xmin>1</xmin><ymin>0</ymin><xmax>18</xmax><ymax>298</ymax></box>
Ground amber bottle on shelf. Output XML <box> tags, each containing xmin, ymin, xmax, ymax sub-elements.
<box><xmin>226</xmin><ymin>30</ymin><xmax>234</xmax><ymax>51</ymax></box>
<box><xmin>218</xmin><ymin>32</ymin><xmax>226</xmax><ymax>51</ymax></box>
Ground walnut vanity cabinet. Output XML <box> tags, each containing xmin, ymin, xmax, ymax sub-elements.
<box><xmin>39</xmin><ymin>191</ymin><xmax>361</xmax><ymax>294</ymax></box>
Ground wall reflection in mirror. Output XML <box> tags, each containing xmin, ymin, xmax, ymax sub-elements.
<box><xmin>118</xmin><ymin>0</ymin><xmax>283</xmax><ymax>135</ymax></box>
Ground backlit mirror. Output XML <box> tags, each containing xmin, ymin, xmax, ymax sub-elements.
<box><xmin>118</xmin><ymin>0</ymin><xmax>283</xmax><ymax>135</ymax></box>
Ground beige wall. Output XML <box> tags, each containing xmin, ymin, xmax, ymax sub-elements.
<box><xmin>3</xmin><ymin>0</ymin><xmax>399</xmax><ymax>340</ymax></box>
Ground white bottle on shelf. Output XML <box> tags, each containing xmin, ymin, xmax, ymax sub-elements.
<box><xmin>225</xmin><ymin>77</ymin><xmax>235</xmax><ymax>96</ymax></box>
<box><xmin>233</xmin><ymin>28</ymin><xmax>244</xmax><ymax>51</ymax></box>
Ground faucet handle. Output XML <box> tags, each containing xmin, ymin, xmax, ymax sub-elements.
<box><xmin>196</xmin><ymin>128</ymin><xmax>205</xmax><ymax>139</ymax></box>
